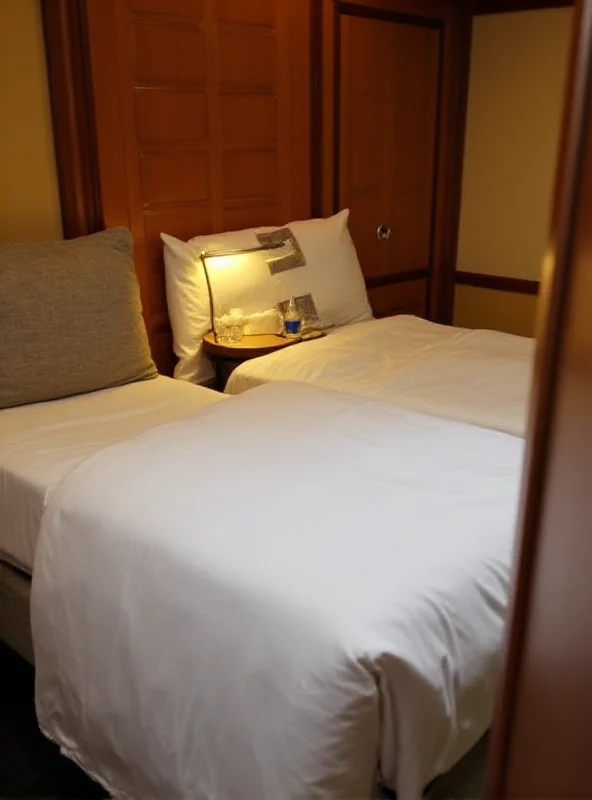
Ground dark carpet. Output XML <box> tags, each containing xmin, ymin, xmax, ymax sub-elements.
<box><xmin>0</xmin><ymin>640</ymin><xmax>487</xmax><ymax>799</ymax></box>
<box><xmin>0</xmin><ymin>641</ymin><xmax>106</xmax><ymax>800</ymax></box>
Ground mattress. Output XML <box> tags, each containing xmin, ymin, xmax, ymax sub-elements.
<box><xmin>226</xmin><ymin>315</ymin><xmax>535</xmax><ymax>437</ymax></box>
<box><xmin>0</xmin><ymin>376</ymin><xmax>222</xmax><ymax>573</ymax></box>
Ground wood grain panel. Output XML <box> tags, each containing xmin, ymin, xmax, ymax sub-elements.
<box><xmin>143</xmin><ymin>207</ymin><xmax>213</xmax><ymax>254</ymax></box>
<box><xmin>222</xmin><ymin>203</ymin><xmax>281</xmax><ymax>231</ymax></box>
<box><xmin>339</xmin><ymin>11</ymin><xmax>441</xmax><ymax>284</ymax></box>
<box><xmin>367</xmin><ymin>278</ymin><xmax>428</xmax><ymax>318</ymax></box>
<box><xmin>218</xmin><ymin>27</ymin><xmax>277</xmax><ymax>89</ymax></box>
<box><xmin>221</xmin><ymin>150</ymin><xmax>278</xmax><ymax>200</ymax></box>
<box><xmin>132</xmin><ymin>18</ymin><xmax>206</xmax><ymax>85</ymax></box>
<box><xmin>135</xmin><ymin>88</ymin><xmax>208</xmax><ymax>144</ymax></box>
<box><xmin>130</xmin><ymin>0</ymin><xmax>204</xmax><ymax>17</ymax></box>
<box><xmin>318</xmin><ymin>0</ymin><xmax>461</xmax><ymax>325</ymax></box>
<box><xmin>81</xmin><ymin>0</ymin><xmax>311</xmax><ymax>374</ymax></box>
<box><xmin>84</xmin><ymin>0</ymin><xmax>131</xmax><ymax>231</ymax></box>
<box><xmin>140</xmin><ymin>152</ymin><xmax>210</xmax><ymax>204</ymax></box>
<box><xmin>215</xmin><ymin>0</ymin><xmax>277</xmax><ymax>25</ymax></box>
<box><xmin>219</xmin><ymin>94</ymin><xmax>278</xmax><ymax>145</ymax></box>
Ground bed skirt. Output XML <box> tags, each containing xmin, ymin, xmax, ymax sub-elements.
<box><xmin>0</xmin><ymin>560</ymin><xmax>33</xmax><ymax>664</ymax></box>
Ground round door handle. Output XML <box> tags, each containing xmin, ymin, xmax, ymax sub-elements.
<box><xmin>377</xmin><ymin>224</ymin><xmax>391</xmax><ymax>241</ymax></box>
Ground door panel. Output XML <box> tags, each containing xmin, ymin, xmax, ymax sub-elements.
<box><xmin>367</xmin><ymin>278</ymin><xmax>427</xmax><ymax>318</ymax></box>
<box><xmin>86</xmin><ymin>0</ymin><xmax>311</xmax><ymax>374</ymax></box>
<box><xmin>338</xmin><ymin>10</ymin><xmax>441</xmax><ymax>291</ymax></box>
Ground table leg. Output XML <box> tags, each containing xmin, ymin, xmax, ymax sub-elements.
<box><xmin>215</xmin><ymin>359</ymin><xmax>225</xmax><ymax>392</ymax></box>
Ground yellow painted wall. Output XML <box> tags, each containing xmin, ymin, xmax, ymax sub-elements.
<box><xmin>454</xmin><ymin>284</ymin><xmax>538</xmax><ymax>338</ymax></box>
<box><xmin>454</xmin><ymin>7</ymin><xmax>573</xmax><ymax>336</ymax></box>
<box><xmin>0</xmin><ymin>0</ymin><xmax>62</xmax><ymax>242</ymax></box>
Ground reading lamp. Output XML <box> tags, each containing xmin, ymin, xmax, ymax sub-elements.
<box><xmin>199</xmin><ymin>238</ymin><xmax>293</xmax><ymax>343</ymax></box>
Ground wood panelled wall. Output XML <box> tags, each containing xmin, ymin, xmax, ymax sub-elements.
<box><xmin>83</xmin><ymin>0</ymin><xmax>311</xmax><ymax>374</ymax></box>
<box><xmin>43</xmin><ymin>0</ymin><xmax>573</xmax><ymax>372</ymax></box>
<box><xmin>44</xmin><ymin>0</ymin><xmax>465</xmax><ymax>373</ymax></box>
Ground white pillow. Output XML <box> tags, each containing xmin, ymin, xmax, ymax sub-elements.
<box><xmin>161</xmin><ymin>209</ymin><xmax>372</xmax><ymax>384</ymax></box>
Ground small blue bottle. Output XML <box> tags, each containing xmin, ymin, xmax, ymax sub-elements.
<box><xmin>283</xmin><ymin>296</ymin><xmax>302</xmax><ymax>340</ymax></box>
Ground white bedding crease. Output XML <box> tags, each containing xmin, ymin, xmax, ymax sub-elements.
<box><xmin>226</xmin><ymin>315</ymin><xmax>535</xmax><ymax>437</ymax></box>
<box><xmin>32</xmin><ymin>383</ymin><xmax>523</xmax><ymax>800</ymax></box>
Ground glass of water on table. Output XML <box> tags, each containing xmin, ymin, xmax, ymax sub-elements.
<box><xmin>215</xmin><ymin>308</ymin><xmax>245</xmax><ymax>343</ymax></box>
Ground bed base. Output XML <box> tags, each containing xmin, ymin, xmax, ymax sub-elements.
<box><xmin>0</xmin><ymin>560</ymin><xmax>34</xmax><ymax>664</ymax></box>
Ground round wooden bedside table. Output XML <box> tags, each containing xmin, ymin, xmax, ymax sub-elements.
<box><xmin>202</xmin><ymin>332</ymin><xmax>296</xmax><ymax>391</ymax></box>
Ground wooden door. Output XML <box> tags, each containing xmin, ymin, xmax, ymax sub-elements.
<box><xmin>83</xmin><ymin>0</ymin><xmax>312</xmax><ymax>374</ymax></box>
<box><xmin>486</xmin><ymin>2</ymin><xmax>592</xmax><ymax>797</ymax></box>
<box><xmin>331</xmin><ymin>3</ymin><xmax>447</xmax><ymax>318</ymax></box>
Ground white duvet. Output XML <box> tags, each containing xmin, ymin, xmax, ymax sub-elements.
<box><xmin>32</xmin><ymin>383</ymin><xmax>523</xmax><ymax>800</ymax></box>
<box><xmin>226</xmin><ymin>316</ymin><xmax>535</xmax><ymax>437</ymax></box>
<box><xmin>0</xmin><ymin>376</ymin><xmax>221</xmax><ymax>572</ymax></box>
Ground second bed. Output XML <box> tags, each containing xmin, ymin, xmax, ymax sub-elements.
<box><xmin>225</xmin><ymin>315</ymin><xmax>534</xmax><ymax>438</ymax></box>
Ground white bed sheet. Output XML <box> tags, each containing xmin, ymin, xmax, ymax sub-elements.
<box><xmin>32</xmin><ymin>382</ymin><xmax>523</xmax><ymax>800</ymax></box>
<box><xmin>0</xmin><ymin>376</ymin><xmax>222</xmax><ymax>573</ymax></box>
<box><xmin>226</xmin><ymin>315</ymin><xmax>535</xmax><ymax>437</ymax></box>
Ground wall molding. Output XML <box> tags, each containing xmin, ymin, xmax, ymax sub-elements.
<box><xmin>455</xmin><ymin>271</ymin><xmax>540</xmax><ymax>295</ymax></box>
<box><xmin>336</xmin><ymin>2</ymin><xmax>443</xmax><ymax>29</ymax></box>
<box><xmin>366</xmin><ymin>268</ymin><xmax>429</xmax><ymax>291</ymax></box>
<box><xmin>472</xmin><ymin>0</ymin><xmax>573</xmax><ymax>14</ymax></box>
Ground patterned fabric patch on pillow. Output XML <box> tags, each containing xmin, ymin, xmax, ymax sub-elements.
<box><xmin>277</xmin><ymin>293</ymin><xmax>321</xmax><ymax>326</ymax></box>
<box><xmin>256</xmin><ymin>227</ymin><xmax>306</xmax><ymax>275</ymax></box>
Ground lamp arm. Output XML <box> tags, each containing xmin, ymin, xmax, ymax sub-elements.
<box><xmin>200</xmin><ymin>237</ymin><xmax>293</xmax><ymax>344</ymax></box>
<box><xmin>200</xmin><ymin>240</ymin><xmax>289</xmax><ymax>260</ymax></box>
<box><xmin>199</xmin><ymin>251</ymin><xmax>218</xmax><ymax>343</ymax></box>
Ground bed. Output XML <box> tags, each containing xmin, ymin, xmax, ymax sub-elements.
<box><xmin>225</xmin><ymin>315</ymin><xmax>534</xmax><ymax>438</ymax></box>
<box><xmin>1</xmin><ymin>225</ymin><xmax>522</xmax><ymax>799</ymax></box>
<box><xmin>31</xmin><ymin>381</ymin><xmax>523</xmax><ymax>800</ymax></box>
<box><xmin>162</xmin><ymin>214</ymin><xmax>535</xmax><ymax>439</ymax></box>
<box><xmin>0</xmin><ymin>375</ymin><xmax>224</xmax><ymax>663</ymax></box>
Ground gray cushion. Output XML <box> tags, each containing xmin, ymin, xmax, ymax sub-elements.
<box><xmin>0</xmin><ymin>228</ymin><xmax>157</xmax><ymax>409</ymax></box>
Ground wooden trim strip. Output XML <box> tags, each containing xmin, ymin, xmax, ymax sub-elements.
<box><xmin>365</xmin><ymin>268</ymin><xmax>428</xmax><ymax>290</ymax></box>
<box><xmin>455</xmin><ymin>271</ymin><xmax>540</xmax><ymax>295</ymax></box>
<box><xmin>332</xmin><ymin>1</ymin><xmax>341</xmax><ymax>213</ymax></box>
<box><xmin>430</xmin><ymin>1</ymin><xmax>473</xmax><ymax>324</ymax></box>
<box><xmin>426</xmin><ymin>23</ymin><xmax>447</xmax><ymax>315</ymax></box>
<box><xmin>336</xmin><ymin>2</ymin><xmax>443</xmax><ymax>29</ymax></box>
<box><xmin>472</xmin><ymin>0</ymin><xmax>573</xmax><ymax>14</ymax></box>
<box><xmin>41</xmin><ymin>0</ymin><xmax>103</xmax><ymax>238</ymax></box>
<box><xmin>310</xmin><ymin>0</ymin><xmax>324</xmax><ymax>219</ymax></box>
